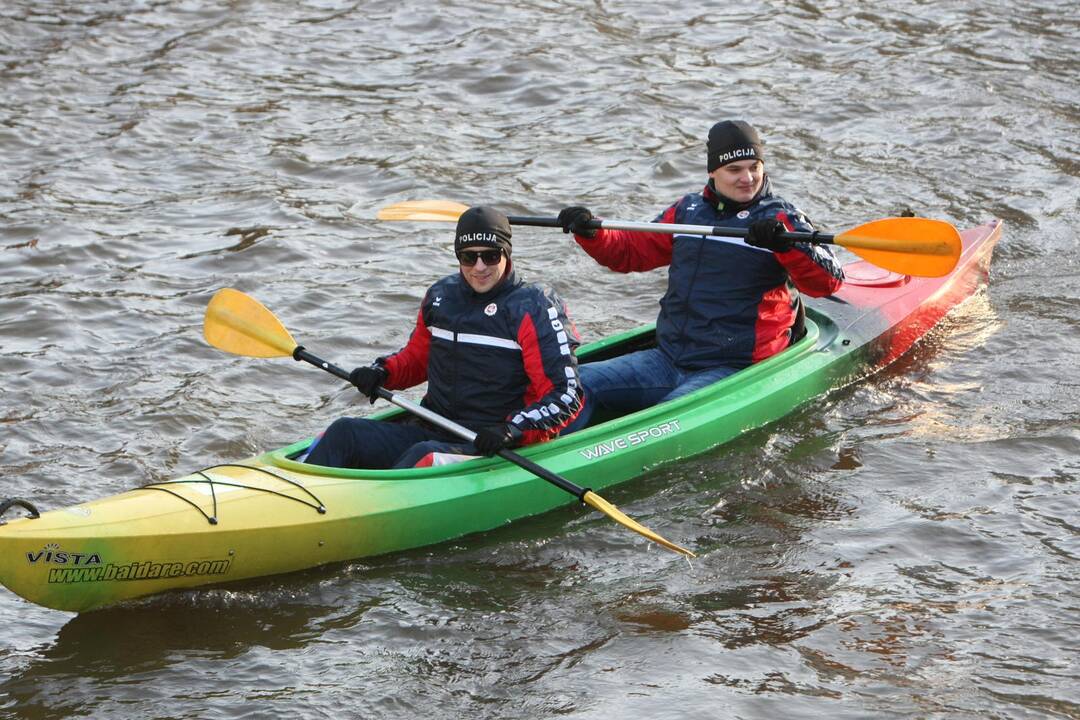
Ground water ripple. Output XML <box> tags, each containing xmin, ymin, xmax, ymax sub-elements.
<box><xmin>2</xmin><ymin>0</ymin><xmax>1079</xmax><ymax>717</ymax></box>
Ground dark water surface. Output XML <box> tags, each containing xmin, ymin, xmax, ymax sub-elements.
<box><xmin>2</xmin><ymin>1</ymin><xmax>1078</xmax><ymax>718</ymax></box>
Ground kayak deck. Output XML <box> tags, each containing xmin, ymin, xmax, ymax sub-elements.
<box><xmin>0</xmin><ymin>220</ymin><xmax>1002</xmax><ymax>612</ymax></box>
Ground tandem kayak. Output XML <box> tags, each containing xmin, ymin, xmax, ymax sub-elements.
<box><xmin>0</xmin><ymin>220</ymin><xmax>1002</xmax><ymax>613</ymax></box>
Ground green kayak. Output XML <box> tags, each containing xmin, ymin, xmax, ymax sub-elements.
<box><xmin>0</xmin><ymin>220</ymin><xmax>1001</xmax><ymax>612</ymax></box>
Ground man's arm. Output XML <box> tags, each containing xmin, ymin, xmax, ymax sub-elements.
<box><xmin>568</xmin><ymin>203</ymin><xmax>678</xmax><ymax>272</ymax></box>
<box><xmin>508</xmin><ymin>288</ymin><xmax>584</xmax><ymax>444</ymax></box>
<box><xmin>574</xmin><ymin>226</ymin><xmax>674</xmax><ymax>273</ymax></box>
<box><xmin>772</xmin><ymin>210</ymin><xmax>845</xmax><ymax>297</ymax></box>
<box><xmin>379</xmin><ymin>305</ymin><xmax>431</xmax><ymax>389</ymax></box>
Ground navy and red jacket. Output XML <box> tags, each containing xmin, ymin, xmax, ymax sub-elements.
<box><xmin>575</xmin><ymin>177</ymin><xmax>844</xmax><ymax>371</ymax></box>
<box><xmin>379</xmin><ymin>267</ymin><xmax>583</xmax><ymax>445</ymax></box>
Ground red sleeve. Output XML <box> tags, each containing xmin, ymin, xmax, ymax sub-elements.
<box><xmin>380</xmin><ymin>307</ymin><xmax>430</xmax><ymax>389</ymax></box>
<box><xmin>510</xmin><ymin>299</ymin><xmax>583</xmax><ymax>444</ymax></box>
<box><xmin>773</xmin><ymin>212</ymin><xmax>845</xmax><ymax>297</ymax></box>
<box><xmin>573</xmin><ymin>205</ymin><xmax>678</xmax><ymax>272</ymax></box>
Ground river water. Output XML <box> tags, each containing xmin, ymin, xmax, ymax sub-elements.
<box><xmin>1</xmin><ymin>1</ymin><xmax>1078</xmax><ymax>718</ymax></box>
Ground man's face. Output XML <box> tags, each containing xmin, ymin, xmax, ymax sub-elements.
<box><xmin>457</xmin><ymin>246</ymin><xmax>507</xmax><ymax>293</ymax></box>
<box><xmin>709</xmin><ymin>159</ymin><xmax>764</xmax><ymax>203</ymax></box>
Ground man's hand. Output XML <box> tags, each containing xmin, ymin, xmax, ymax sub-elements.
<box><xmin>745</xmin><ymin>219</ymin><xmax>793</xmax><ymax>252</ymax></box>
<box><xmin>348</xmin><ymin>365</ymin><xmax>388</xmax><ymax>404</ymax></box>
<box><xmin>472</xmin><ymin>423</ymin><xmax>523</xmax><ymax>456</ymax></box>
<box><xmin>557</xmin><ymin>206</ymin><xmax>597</xmax><ymax>238</ymax></box>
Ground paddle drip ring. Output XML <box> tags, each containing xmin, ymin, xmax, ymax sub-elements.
<box><xmin>0</xmin><ymin>498</ymin><xmax>41</xmax><ymax>525</ymax></box>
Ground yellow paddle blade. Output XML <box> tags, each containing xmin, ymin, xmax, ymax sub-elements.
<box><xmin>582</xmin><ymin>490</ymin><xmax>696</xmax><ymax>557</ymax></box>
<box><xmin>836</xmin><ymin>217</ymin><xmax>962</xmax><ymax>278</ymax></box>
<box><xmin>204</xmin><ymin>288</ymin><xmax>297</xmax><ymax>358</ymax></box>
<box><xmin>376</xmin><ymin>200</ymin><xmax>470</xmax><ymax>222</ymax></box>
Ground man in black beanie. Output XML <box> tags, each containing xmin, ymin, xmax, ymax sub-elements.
<box><xmin>305</xmin><ymin>206</ymin><xmax>583</xmax><ymax>468</ymax></box>
<box><xmin>706</xmin><ymin>119</ymin><xmax>764</xmax><ymax>174</ymax></box>
<box><xmin>556</xmin><ymin>120</ymin><xmax>844</xmax><ymax>431</ymax></box>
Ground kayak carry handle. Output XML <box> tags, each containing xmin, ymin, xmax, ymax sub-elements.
<box><xmin>0</xmin><ymin>498</ymin><xmax>41</xmax><ymax>525</ymax></box>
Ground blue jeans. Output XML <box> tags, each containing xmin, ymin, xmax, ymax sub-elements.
<box><xmin>304</xmin><ymin>417</ymin><xmax>477</xmax><ymax>469</ymax></box>
<box><xmin>564</xmin><ymin>348</ymin><xmax>737</xmax><ymax>433</ymax></box>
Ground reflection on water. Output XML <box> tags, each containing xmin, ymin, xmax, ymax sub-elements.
<box><xmin>2</xmin><ymin>599</ymin><xmax>337</xmax><ymax>718</ymax></box>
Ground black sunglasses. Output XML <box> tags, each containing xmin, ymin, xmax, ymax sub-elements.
<box><xmin>457</xmin><ymin>249</ymin><xmax>504</xmax><ymax>266</ymax></box>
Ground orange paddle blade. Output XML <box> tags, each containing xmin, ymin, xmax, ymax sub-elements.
<box><xmin>836</xmin><ymin>217</ymin><xmax>962</xmax><ymax>277</ymax></box>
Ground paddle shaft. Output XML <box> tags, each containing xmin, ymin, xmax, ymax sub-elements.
<box><xmin>504</xmin><ymin>216</ymin><xmax>837</xmax><ymax>245</ymax></box>
<box><xmin>291</xmin><ymin>347</ymin><xmax>589</xmax><ymax>501</ymax></box>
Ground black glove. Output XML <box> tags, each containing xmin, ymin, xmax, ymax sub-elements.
<box><xmin>348</xmin><ymin>365</ymin><xmax>388</xmax><ymax>404</ymax></box>
<box><xmin>745</xmin><ymin>219</ymin><xmax>793</xmax><ymax>252</ymax></box>
<box><xmin>472</xmin><ymin>423</ymin><xmax>523</xmax><ymax>456</ymax></box>
<box><xmin>557</xmin><ymin>206</ymin><xmax>597</xmax><ymax>238</ymax></box>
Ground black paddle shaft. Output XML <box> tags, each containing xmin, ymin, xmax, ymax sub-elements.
<box><xmin>290</xmin><ymin>346</ymin><xmax>590</xmax><ymax>501</ymax></box>
<box><xmin>293</xmin><ymin>346</ymin><xmax>351</xmax><ymax>383</ymax></box>
<box><xmin>505</xmin><ymin>215</ymin><xmax>837</xmax><ymax>245</ymax></box>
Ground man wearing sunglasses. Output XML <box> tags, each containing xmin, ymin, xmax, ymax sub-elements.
<box><xmin>305</xmin><ymin>206</ymin><xmax>583</xmax><ymax>469</ymax></box>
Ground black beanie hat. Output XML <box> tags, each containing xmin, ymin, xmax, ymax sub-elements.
<box><xmin>454</xmin><ymin>206</ymin><xmax>512</xmax><ymax>255</ymax></box>
<box><xmin>707</xmin><ymin>120</ymin><xmax>764</xmax><ymax>172</ymax></box>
